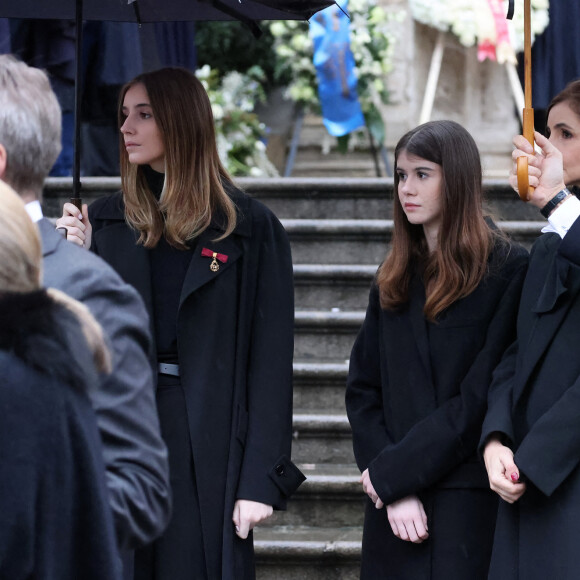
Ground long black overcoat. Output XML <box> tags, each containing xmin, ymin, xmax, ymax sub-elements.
<box><xmin>88</xmin><ymin>188</ymin><xmax>304</xmax><ymax>579</ymax></box>
<box><xmin>346</xmin><ymin>236</ymin><xmax>528</xmax><ymax>579</ymax></box>
<box><xmin>481</xmin><ymin>217</ymin><xmax>580</xmax><ymax>579</ymax></box>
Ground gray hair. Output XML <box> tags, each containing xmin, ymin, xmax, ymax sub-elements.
<box><xmin>0</xmin><ymin>55</ymin><xmax>62</xmax><ymax>198</ymax></box>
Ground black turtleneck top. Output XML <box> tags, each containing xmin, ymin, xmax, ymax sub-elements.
<box><xmin>145</xmin><ymin>166</ymin><xmax>194</xmax><ymax>364</ymax></box>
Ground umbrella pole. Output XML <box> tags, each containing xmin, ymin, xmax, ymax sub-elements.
<box><xmin>71</xmin><ymin>0</ymin><xmax>83</xmax><ymax>209</ymax></box>
<box><xmin>516</xmin><ymin>0</ymin><xmax>534</xmax><ymax>201</ymax></box>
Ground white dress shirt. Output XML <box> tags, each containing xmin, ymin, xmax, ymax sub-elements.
<box><xmin>541</xmin><ymin>195</ymin><xmax>580</xmax><ymax>239</ymax></box>
<box><xmin>24</xmin><ymin>200</ymin><xmax>43</xmax><ymax>223</ymax></box>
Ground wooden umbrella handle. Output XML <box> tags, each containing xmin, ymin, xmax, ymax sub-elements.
<box><xmin>516</xmin><ymin>0</ymin><xmax>534</xmax><ymax>202</ymax></box>
<box><xmin>517</xmin><ymin>107</ymin><xmax>534</xmax><ymax>201</ymax></box>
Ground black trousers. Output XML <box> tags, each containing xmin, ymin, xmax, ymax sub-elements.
<box><xmin>135</xmin><ymin>375</ymin><xmax>207</xmax><ymax>580</ymax></box>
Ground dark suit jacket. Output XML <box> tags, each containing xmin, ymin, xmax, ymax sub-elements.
<box><xmin>89</xmin><ymin>188</ymin><xmax>304</xmax><ymax>579</ymax></box>
<box><xmin>38</xmin><ymin>218</ymin><xmax>171</xmax><ymax>550</ymax></box>
<box><xmin>481</xmin><ymin>217</ymin><xmax>580</xmax><ymax>579</ymax></box>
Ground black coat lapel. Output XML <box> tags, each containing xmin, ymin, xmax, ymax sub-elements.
<box><xmin>179</xmin><ymin>193</ymin><xmax>252</xmax><ymax>308</ymax></box>
<box><xmin>179</xmin><ymin>229</ymin><xmax>244</xmax><ymax>309</ymax></box>
<box><xmin>515</xmin><ymin>244</ymin><xmax>580</xmax><ymax>402</ymax></box>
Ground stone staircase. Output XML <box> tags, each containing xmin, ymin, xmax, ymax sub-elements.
<box><xmin>42</xmin><ymin>176</ymin><xmax>546</xmax><ymax>580</ymax></box>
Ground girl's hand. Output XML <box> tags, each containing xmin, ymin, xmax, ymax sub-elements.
<box><xmin>232</xmin><ymin>499</ymin><xmax>273</xmax><ymax>539</ymax></box>
<box><xmin>55</xmin><ymin>202</ymin><xmax>92</xmax><ymax>249</ymax></box>
<box><xmin>386</xmin><ymin>495</ymin><xmax>429</xmax><ymax>543</ymax></box>
<box><xmin>360</xmin><ymin>468</ymin><xmax>384</xmax><ymax>509</ymax></box>
<box><xmin>483</xmin><ymin>438</ymin><xmax>526</xmax><ymax>503</ymax></box>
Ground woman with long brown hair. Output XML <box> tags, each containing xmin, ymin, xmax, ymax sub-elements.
<box><xmin>57</xmin><ymin>67</ymin><xmax>303</xmax><ymax>579</ymax></box>
<box><xmin>346</xmin><ymin>120</ymin><xmax>528</xmax><ymax>579</ymax></box>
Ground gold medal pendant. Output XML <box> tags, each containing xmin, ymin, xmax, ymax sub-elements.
<box><xmin>210</xmin><ymin>252</ymin><xmax>220</xmax><ymax>272</ymax></box>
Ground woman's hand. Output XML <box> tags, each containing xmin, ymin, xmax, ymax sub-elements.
<box><xmin>483</xmin><ymin>438</ymin><xmax>526</xmax><ymax>503</ymax></box>
<box><xmin>386</xmin><ymin>495</ymin><xmax>429</xmax><ymax>543</ymax></box>
<box><xmin>55</xmin><ymin>202</ymin><xmax>92</xmax><ymax>249</ymax></box>
<box><xmin>232</xmin><ymin>499</ymin><xmax>273</xmax><ymax>539</ymax></box>
<box><xmin>510</xmin><ymin>131</ymin><xmax>567</xmax><ymax>209</ymax></box>
<box><xmin>360</xmin><ymin>468</ymin><xmax>384</xmax><ymax>509</ymax></box>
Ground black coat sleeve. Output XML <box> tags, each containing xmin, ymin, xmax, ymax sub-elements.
<box><xmin>366</xmin><ymin>251</ymin><xmax>528</xmax><ymax>504</ymax></box>
<box><xmin>346</xmin><ymin>281</ymin><xmax>394</xmax><ymax>472</ymax></box>
<box><xmin>479</xmin><ymin>233</ymin><xmax>551</xmax><ymax>453</ymax></box>
<box><xmin>235</xmin><ymin>204</ymin><xmax>305</xmax><ymax>508</ymax></box>
<box><xmin>478</xmin><ymin>339</ymin><xmax>519</xmax><ymax>452</ymax></box>
<box><xmin>514</xmin><ymin>218</ymin><xmax>580</xmax><ymax>496</ymax></box>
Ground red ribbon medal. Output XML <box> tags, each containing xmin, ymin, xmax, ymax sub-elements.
<box><xmin>201</xmin><ymin>247</ymin><xmax>228</xmax><ymax>272</ymax></box>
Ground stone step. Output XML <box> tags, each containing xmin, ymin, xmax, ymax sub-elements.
<box><xmin>294</xmin><ymin>311</ymin><xmax>363</xmax><ymax>362</ymax></box>
<box><xmin>42</xmin><ymin>177</ymin><xmax>542</xmax><ymax>221</ymax></box>
<box><xmin>291</xmin><ymin>413</ymin><xmax>354</xmax><ymax>464</ymax></box>
<box><xmin>284</xmin><ymin>219</ymin><xmax>390</xmax><ymax>265</ymax></box>
<box><xmin>260</xmin><ymin>464</ymin><xmax>364</xmax><ymax>529</ymax></box>
<box><xmin>292</xmin><ymin>361</ymin><xmax>348</xmax><ymax>413</ymax></box>
<box><xmin>293</xmin><ymin>264</ymin><xmax>375</xmax><ymax>311</ymax></box>
<box><xmin>255</xmin><ymin>525</ymin><xmax>361</xmax><ymax>580</ymax></box>
<box><xmin>243</xmin><ymin>178</ymin><xmax>540</xmax><ymax>221</ymax></box>
<box><xmin>283</xmin><ymin>219</ymin><xmax>543</xmax><ymax>264</ymax></box>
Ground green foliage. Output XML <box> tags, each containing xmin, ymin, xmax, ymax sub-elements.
<box><xmin>195</xmin><ymin>21</ymin><xmax>291</xmax><ymax>90</ymax></box>
<box><xmin>194</xmin><ymin>4</ymin><xmax>400</xmax><ymax>171</ymax></box>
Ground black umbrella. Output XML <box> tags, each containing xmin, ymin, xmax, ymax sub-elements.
<box><xmin>0</xmin><ymin>0</ymin><xmax>336</xmax><ymax>22</ymax></box>
<box><xmin>0</xmin><ymin>0</ymin><xmax>338</xmax><ymax>202</ymax></box>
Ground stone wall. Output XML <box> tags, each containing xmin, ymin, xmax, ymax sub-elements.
<box><xmin>379</xmin><ymin>0</ymin><xmax>521</xmax><ymax>177</ymax></box>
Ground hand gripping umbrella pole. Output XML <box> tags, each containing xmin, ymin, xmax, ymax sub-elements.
<box><xmin>507</xmin><ymin>0</ymin><xmax>534</xmax><ymax>201</ymax></box>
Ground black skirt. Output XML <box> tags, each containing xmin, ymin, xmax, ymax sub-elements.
<box><xmin>135</xmin><ymin>374</ymin><xmax>207</xmax><ymax>580</ymax></box>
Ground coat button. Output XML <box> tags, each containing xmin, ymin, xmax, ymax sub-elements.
<box><xmin>275</xmin><ymin>464</ymin><xmax>285</xmax><ymax>476</ymax></box>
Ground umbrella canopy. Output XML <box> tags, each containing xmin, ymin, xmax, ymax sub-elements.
<box><xmin>0</xmin><ymin>0</ymin><xmax>338</xmax><ymax>198</ymax></box>
<box><xmin>0</xmin><ymin>0</ymin><xmax>335</xmax><ymax>23</ymax></box>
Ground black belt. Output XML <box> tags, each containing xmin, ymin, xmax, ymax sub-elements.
<box><xmin>158</xmin><ymin>363</ymin><xmax>180</xmax><ymax>376</ymax></box>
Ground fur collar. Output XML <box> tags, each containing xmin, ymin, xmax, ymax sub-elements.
<box><xmin>0</xmin><ymin>290</ymin><xmax>97</xmax><ymax>392</ymax></box>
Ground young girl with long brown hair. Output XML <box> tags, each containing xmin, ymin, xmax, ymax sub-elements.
<box><xmin>346</xmin><ymin>120</ymin><xmax>528</xmax><ymax>579</ymax></box>
<box><xmin>57</xmin><ymin>67</ymin><xmax>303</xmax><ymax>580</ymax></box>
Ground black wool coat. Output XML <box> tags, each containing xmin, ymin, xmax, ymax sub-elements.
<box><xmin>0</xmin><ymin>292</ymin><xmax>121</xmax><ymax>579</ymax></box>
<box><xmin>481</xmin><ymin>216</ymin><xmax>580</xmax><ymax>580</ymax></box>
<box><xmin>346</xmin><ymin>236</ymin><xmax>528</xmax><ymax>579</ymax></box>
<box><xmin>89</xmin><ymin>187</ymin><xmax>304</xmax><ymax>579</ymax></box>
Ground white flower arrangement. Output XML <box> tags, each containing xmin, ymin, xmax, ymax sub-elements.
<box><xmin>195</xmin><ymin>65</ymin><xmax>278</xmax><ymax>177</ymax></box>
<box><xmin>409</xmin><ymin>0</ymin><xmax>549</xmax><ymax>52</ymax></box>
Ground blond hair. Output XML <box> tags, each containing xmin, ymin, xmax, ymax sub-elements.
<box><xmin>0</xmin><ymin>181</ymin><xmax>110</xmax><ymax>374</ymax></box>
<box><xmin>0</xmin><ymin>179</ymin><xmax>42</xmax><ymax>292</ymax></box>
<box><xmin>47</xmin><ymin>288</ymin><xmax>112</xmax><ymax>374</ymax></box>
